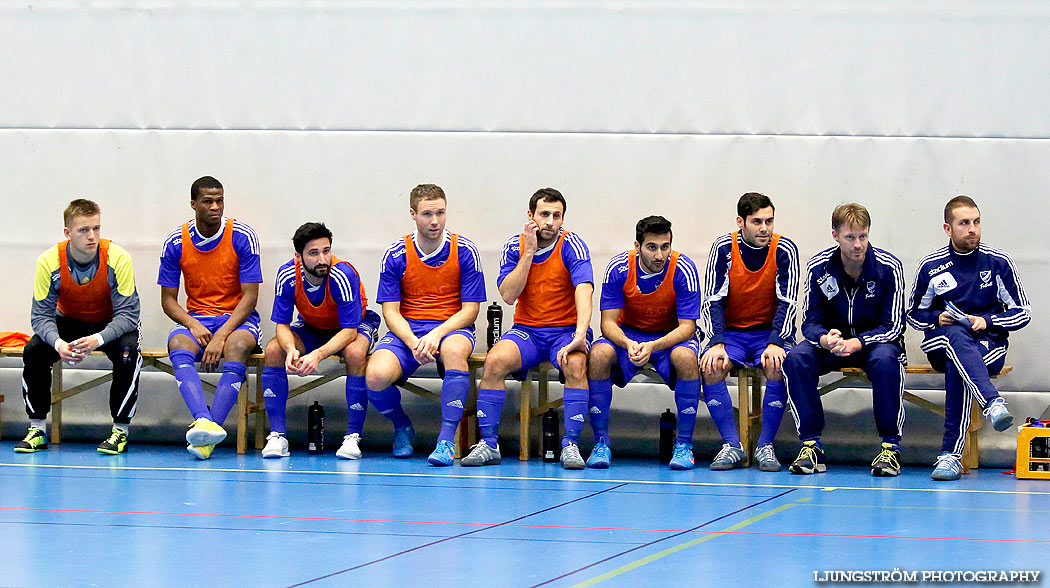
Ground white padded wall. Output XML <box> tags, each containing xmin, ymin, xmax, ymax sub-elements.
<box><xmin>1</xmin><ymin>2</ymin><xmax>1046</xmax><ymax>398</ymax></box>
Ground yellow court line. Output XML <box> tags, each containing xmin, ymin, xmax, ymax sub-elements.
<box><xmin>570</xmin><ymin>500</ymin><xmax>802</xmax><ymax>587</ymax></box>
<box><xmin>1</xmin><ymin>461</ymin><xmax>1048</xmax><ymax>496</ymax></box>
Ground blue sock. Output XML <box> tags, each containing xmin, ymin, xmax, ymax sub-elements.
<box><xmin>261</xmin><ymin>366</ymin><xmax>289</xmax><ymax>434</ymax></box>
<box><xmin>439</xmin><ymin>370</ymin><xmax>469</xmax><ymax>444</ymax></box>
<box><xmin>758</xmin><ymin>378</ymin><xmax>787</xmax><ymax>446</ymax></box>
<box><xmin>368</xmin><ymin>385</ymin><xmax>411</xmax><ymax>430</ymax></box>
<box><xmin>561</xmin><ymin>387</ymin><xmax>588</xmax><ymax>447</ymax></box>
<box><xmin>171</xmin><ymin>349</ymin><xmax>209</xmax><ymax>420</ymax></box>
<box><xmin>674</xmin><ymin>379</ymin><xmax>702</xmax><ymax>444</ymax></box>
<box><xmin>588</xmin><ymin>378</ymin><xmax>613</xmax><ymax>443</ymax></box>
<box><xmin>210</xmin><ymin>361</ymin><xmax>246</xmax><ymax>425</ymax></box>
<box><xmin>345</xmin><ymin>375</ymin><xmax>368</xmax><ymax>435</ymax></box>
<box><xmin>702</xmin><ymin>379</ymin><xmax>741</xmax><ymax>446</ymax></box>
<box><xmin>476</xmin><ymin>388</ymin><xmax>505</xmax><ymax>446</ymax></box>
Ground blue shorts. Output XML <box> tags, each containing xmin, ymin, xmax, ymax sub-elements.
<box><xmin>708</xmin><ymin>329</ymin><xmax>789</xmax><ymax>368</ymax></box>
<box><xmin>593</xmin><ymin>326</ymin><xmax>700</xmax><ymax>390</ymax></box>
<box><xmin>500</xmin><ymin>324</ymin><xmax>593</xmax><ymax>380</ymax></box>
<box><xmin>167</xmin><ymin>312</ymin><xmax>262</xmax><ymax>360</ymax></box>
<box><xmin>291</xmin><ymin>310</ymin><xmax>382</xmax><ymax>354</ymax></box>
<box><xmin>373</xmin><ymin>318</ymin><xmax>476</xmax><ymax>381</ymax></box>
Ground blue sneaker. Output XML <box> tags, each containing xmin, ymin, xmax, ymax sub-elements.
<box><xmin>931</xmin><ymin>452</ymin><xmax>962</xmax><ymax>481</ymax></box>
<box><xmin>427</xmin><ymin>440</ymin><xmax>455</xmax><ymax>466</ymax></box>
<box><xmin>983</xmin><ymin>398</ymin><xmax>1014</xmax><ymax>432</ymax></box>
<box><xmin>586</xmin><ymin>440</ymin><xmax>611</xmax><ymax>468</ymax></box>
<box><xmin>669</xmin><ymin>442</ymin><xmax>695</xmax><ymax>470</ymax></box>
<box><xmin>392</xmin><ymin>425</ymin><xmax>415</xmax><ymax>458</ymax></box>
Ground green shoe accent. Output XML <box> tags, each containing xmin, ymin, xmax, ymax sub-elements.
<box><xmin>97</xmin><ymin>428</ymin><xmax>128</xmax><ymax>455</ymax></box>
<box><xmin>14</xmin><ymin>427</ymin><xmax>48</xmax><ymax>453</ymax></box>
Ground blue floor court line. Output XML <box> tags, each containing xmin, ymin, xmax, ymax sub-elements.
<box><xmin>2</xmin><ymin>442</ymin><xmax>1048</xmax><ymax>587</ymax></box>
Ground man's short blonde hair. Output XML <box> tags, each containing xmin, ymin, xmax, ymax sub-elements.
<box><xmin>409</xmin><ymin>184</ymin><xmax>446</xmax><ymax>211</ymax></box>
<box><xmin>63</xmin><ymin>199</ymin><xmax>100</xmax><ymax>226</ymax></box>
<box><xmin>831</xmin><ymin>203</ymin><xmax>870</xmax><ymax>231</ymax></box>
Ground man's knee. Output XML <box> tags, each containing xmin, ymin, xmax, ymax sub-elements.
<box><xmin>866</xmin><ymin>344</ymin><xmax>901</xmax><ymax>371</ymax></box>
<box><xmin>670</xmin><ymin>347</ymin><xmax>699</xmax><ymax>380</ymax></box>
<box><xmin>342</xmin><ymin>339</ymin><xmax>369</xmax><ymax>375</ymax></box>
<box><xmin>263</xmin><ymin>338</ymin><xmax>285</xmax><ymax>367</ymax></box>
<box><xmin>167</xmin><ymin>334</ymin><xmax>199</xmax><ymax>353</ymax></box>
<box><xmin>562</xmin><ymin>351</ymin><xmax>588</xmax><ymax>382</ymax></box>
<box><xmin>365</xmin><ymin>352</ymin><xmax>400</xmax><ymax>391</ymax></box>
<box><xmin>439</xmin><ymin>336</ymin><xmax>472</xmax><ymax>370</ymax></box>
<box><xmin>223</xmin><ymin>334</ymin><xmax>255</xmax><ymax>361</ymax></box>
<box><xmin>588</xmin><ymin>343</ymin><xmax>616</xmax><ymax>378</ymax></box>
<box><xmin>482</xmin><ymin>343</ymin><xmax>519</xmax><ymax>380</ymax></box>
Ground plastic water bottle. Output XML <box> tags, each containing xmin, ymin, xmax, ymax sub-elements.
<box><xmin>308</xmin><ymin>401</ymin><xmax>325</xmax><ymax>454</ymax></box>
<box><xmin>659</xmin><ymin>408</ymin><xmax>676</xmax><ymax>463</ymax></box>
<box><xmin>542</xmin><ymin>408</ymin><xmax>559</xmax><ymax>462</ymax></box>
<box><xmin>487</xmin><ymin>302</ymin><xmax>503</xmax><ymax>350</ymax></box>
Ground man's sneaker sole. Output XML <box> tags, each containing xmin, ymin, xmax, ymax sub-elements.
<box><xmin>789</xmin><ymin>463</ymin><xmax>827</xmax><ymax>475</ymax></box>
<box><xmin>871</xmin><ymin>466</ymin><xmax>899</xmax><ymax>477</ymax></box>
<box><xmin>14</xmin><ymin>444</ymin><xmax>48</xmax><ymax>453</ymax></box>
<box><xmin>186</xmin><ymin>427</ymin><xmax>227</xmax><ymax>447</ymax></box>
<box><xmin>992</xmin><ymin>414</ymin><xmax>1014</xmax><ymax>432</ymax></box>
<box><xmin>758</xmin><ymin>461</ymin><xmax>782</xmax><ymax>472</ymax></box>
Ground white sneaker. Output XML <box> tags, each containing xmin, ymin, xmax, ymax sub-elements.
<box><xmin>337</xmin><ymin>433</ymin><xmax>363</xmax><ymax>460</ymax></box>
<box><xmin>261</xmin><ymin>432</ymin><xmax>290</xmax><ymax>458</ymax></box>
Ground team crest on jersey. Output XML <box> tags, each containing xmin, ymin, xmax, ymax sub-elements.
<box><xmin>980</xmin><ymin>270</ymin><xmax>992</xmax><ymax>284</ymax></box>
<box><xmin>930</xmin><ymin>272</ymin><xmax>957</xmax><ymax>295</ymax></box>
<box><xmin>866</xmin><ymin>281</ymin><xmax>876</xmax><ymax>298</ymax></box>
<box><xmin>818</xmin><ymin>274</ymin><xmax>839</xmax><ymax>300</ymax></box>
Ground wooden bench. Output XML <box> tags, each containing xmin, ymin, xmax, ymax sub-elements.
<box><xmin>0</xmin><ymin>347</ymin><xmax>263</xmax><ymax>451</ymax></box>
<box><xmin>737</xmin><ymin>363</ymin><xmax>1012</xmax><ymax>472</ymax></box>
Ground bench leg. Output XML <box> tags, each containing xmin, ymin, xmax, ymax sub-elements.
<box><xmin>962</xmin><ymin>402</ymin><xmax>983</xmax><ymax>473</ymax></box>
<box><xmin>51</xmin><ymin>363</ymin><xmax>63</xmax><ymax>445</ymax></box>
<box><xmin>736</xmin><ymin>370</ymin><xmax>749</xmax><ymax>466</ymax></box>
<box><xmin>520</xmin><ymin>376</ymin><xmax>533</xmax><ymax>461</ymax></box>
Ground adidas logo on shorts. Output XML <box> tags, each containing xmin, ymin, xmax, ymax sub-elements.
<box><xmin>570</xmin><ymin>414</ymin><xmax>585</xmax><ymax>422</ymax></box>
<box><xmin>446</xmin><ymin>399</ymin><xmax>464</xmax><ymax>409</ymax></box>
<box><xmin>589</xmin><ymin>406</ymin><xmax>602</xmax><ymax>414</ymax></box>
<box><xmin>681</xmin><ymin>407</ymin><xmax>696</xmax><ymax>415</ymax></box>
<box><xmin>349</xmin><ymin>403</ymin><xmax>365</xmax><ymax>411</ymax></box>
<box><xmin>768</xmin><ymin>401</ymin><xmax>784</xmax><ymax>408</ymax></box>
<box><xmin>263</xmin><ymin>388</ymin><xmax>276</xmax><ymax>398</ymax></box>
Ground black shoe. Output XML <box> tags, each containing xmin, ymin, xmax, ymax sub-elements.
<box><xmin>788</xmin><ymin>440</ymin><xmax>826</xmax><ymax>475</ymax></box>
<box><xmin>97</xmin><ymin>428</ymin><xmax>128</xmax><ymax>455</ymax></box>
<box><xmin>14</xmin><ymin>427</ymin><xmax>48</xmax><ymax>453</ymax></box>
<box><xmin>871</xmin><ymin>443</ymin><xmax>901</xmax><ymax>477</ymax></box>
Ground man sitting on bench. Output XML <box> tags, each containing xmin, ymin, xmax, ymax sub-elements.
<box><xmin>259</xmin><ymin>222</ymin><xmax>381</xmax><ymax>459</ymax></box>
<box><xmin>159</xmin><ymin>176</ymin><xmax>263</xmax><ymax>460</ymax></box>
<box><xmin>478</xmin><ymin>188</ymin><xmax>594</xmax><ymax>469</ymax></box>
<box><xmin>586</xmin><ymin>215</ymin><xmax>705</xmax><ymax>470</ymax></box>
<box><xmin>700</xmin><ymin>192</ymin><xmax>800</xmax><ymax>471</ymax></box>
<box><xmin>18</xmin><ymin>199</ymin><xmax>141</xmax><ymax>455</ymax></box>
<box><xmin>783</xmin><ymin>204</ymin><xmax>907</xmax><ymax>476</ymax></box>
<box><xmin>908</xmin><ymin>196</ymin><xmax>1031</xmax><ymax>481</ymax></box>
<box><xmin>366</xmin><ymin>184</ymin><xmax>486</xmax><ymax>464</ymax></box>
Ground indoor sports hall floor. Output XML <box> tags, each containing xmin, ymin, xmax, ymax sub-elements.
<box><xmin>1</xmin><ymin>443</ymin><xmax>1047</xmax><ymax>587</ymax></box>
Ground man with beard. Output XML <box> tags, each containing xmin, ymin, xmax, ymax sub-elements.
<box><xmin>701</xmin><ymin>192</ymin><xmax>800</xmax><ymax>471</ymax></box>
<box><xmin>475</xmin><ymin>188</ymin><xmax>594</xmax><ymax>469</ymax></box>
<box><xmin>259</xmin><ymin>222</ymin><xmax>381</xmax><ymax>459</ymax></box>
<box><xmin>908</xmin><ymin>196</ymin><xmax>1031</xmax><ymax>481</ymax></box>
<box><xmin>585</xmin><ymin>215</ymin><xmax>704</xmax><ymax>469</ymax></box>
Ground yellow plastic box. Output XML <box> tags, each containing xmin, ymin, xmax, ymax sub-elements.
<box><xmin>1016</xmin><ymin>425</ymin><xmax>1050</xmax><ymax>480</ymax></box>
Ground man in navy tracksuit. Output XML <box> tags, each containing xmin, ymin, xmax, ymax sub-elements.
<box><xmin>783</xmin><ymin>204</ymin><xmax>907</xmax><ymax>476</ymax></box>
<box><xmin>908</xmin><ymin>196</ymin><xmax>1031</xmax><ymax>481</ymax></box>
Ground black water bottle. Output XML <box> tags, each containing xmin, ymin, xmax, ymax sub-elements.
<box><xmin>659</xmin><ymin>408</ymin><xmax>676</xmax><ymax>463</ymax></box>
<box><xmin>308</xmin><ymin>401</ymin><xmax>325</xmax><ymax>454</ymax></box>
<box><xmin>542</xmin><ymin>408</ymin><xmax>559</xmax><ymax>462</ymax></box>
<box><xmin>487</xmin><ymin>302</ymin><xmax>503</xmax><ymax>349</ymax></box>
